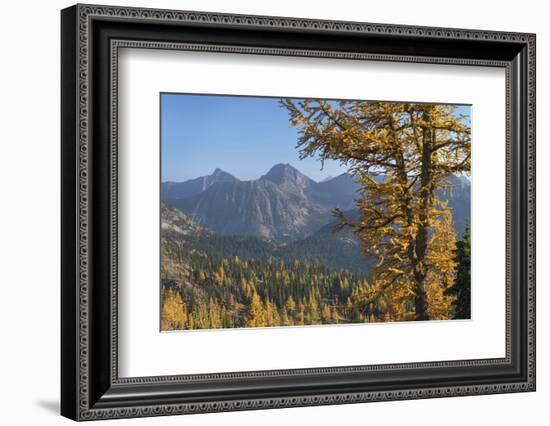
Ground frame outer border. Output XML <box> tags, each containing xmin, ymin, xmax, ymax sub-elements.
<box><xmin>66</xmin><ymin>3</ymin><xmax>535</xmax><ymax>421</ymax></box>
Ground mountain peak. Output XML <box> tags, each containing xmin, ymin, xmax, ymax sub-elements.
<box><xmin>266</xmin><ymin>163</ymin><xmax>294</xmax><ymax>173</ymax></box>
<box><xmin>161</xmin><ymin>169</ymin><xmax>239</xmax><ymax>200</ymax></box>
<box><xmin>261</xmin><ymin>163</ymin><xmax>313</xmax><ymax>188</ymax></box>
<box><xmin>211</xmin><ymin>167</ymin><xmax>233</xmax><ymax>178</ymax></box>
<box><xmin>201</xmin><ymin>168</ymin><xmax>239</xmax><ymax>191</ymax></box>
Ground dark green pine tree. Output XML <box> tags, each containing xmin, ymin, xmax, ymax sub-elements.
<box><xmin>446</xmin><ymin>226</ymin><xmax>471</xmax><ymax>319</ymax></box>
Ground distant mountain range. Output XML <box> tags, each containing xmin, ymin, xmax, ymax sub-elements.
<box><xmin>162</xmin><ymin>163</ymin><xmax>470</xmax><ymax>243</ymax></box>
<box><xmin>163</xmin><ymin>164</ymin><xmax>354</xmax><ymax>241</ymax></box>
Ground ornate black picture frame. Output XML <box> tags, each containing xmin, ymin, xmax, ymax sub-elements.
<box><xmin>61</xmin><ymin>4</ymin><xmax>536</xmax><ymax>421</ymax></box>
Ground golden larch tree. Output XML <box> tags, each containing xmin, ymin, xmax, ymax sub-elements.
<box><xmin>161</xmin><ymin>289</ymin><xmax>187</xmax><ymax>330</ymax></box>
<box><xmin>283</xmin><ymin>100</ymin><xmax>470</xmax><ymax>320</ymax></box>
<box><xmin>246</xmin><ymin>291</ymin><xmax>266</xmax><ymax>327</ymax></box>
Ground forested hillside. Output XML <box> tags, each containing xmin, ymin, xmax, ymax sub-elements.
<box><xmin>162</xmin><ymin>251</ymin><xmax>371</xmax><ymax>330</ymax></box>
<box><xmin>161</xmin><ymin>203</ymin><xmax>371</xmax><ymax>329</ymax></box>
<box><xmin>160</xmin><ymin>203</ymin><xmax>470</xmax><ymax>330</ymax></box>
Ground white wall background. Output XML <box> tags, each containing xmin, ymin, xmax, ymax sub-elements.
<box><xmin>0</xmin><ymin>0</ymin><xmax>546</xmax><ymax>424</ymax></box>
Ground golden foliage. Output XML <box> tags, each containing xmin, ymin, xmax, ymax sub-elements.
<box><xmin>246</xmin><ymin>291</ymin><xmax>266</xmax><ymax>328</ymax></box>
<box><xmin>161</xmin><ymin>289</ymin><xmax>187</xmax><ymax>331</ymax></box>
<box><xmin>425</xmin><ymin>207</ymin><xmax>457</xmax><ymax>320</ymax></box>
<box><xmin>283</xmin><ymin>100</ymin><xmax>470</xmax><ymax>320</ymax></box>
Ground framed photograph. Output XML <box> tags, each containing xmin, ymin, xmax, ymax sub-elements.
<box><xmin>61</xmin><ymin>4</ymin><xmax>536</xmax><ymax>421</ymax></box>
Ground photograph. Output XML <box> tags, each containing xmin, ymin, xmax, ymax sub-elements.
<box><xmin>56</xmin><ymin>3</ymin><xmax>536</xmax><ymax>421</ymax></box>
<box><xmin>160</xmin><ymin>94</ymin><xmax>472</xmax><ymax>331</ymax></box>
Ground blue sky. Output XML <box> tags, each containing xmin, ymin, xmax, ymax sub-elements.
<box><xmin>161</xmin><ymin>93</ymin><xmax>470</xmax><ymax>182</ymax></box>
